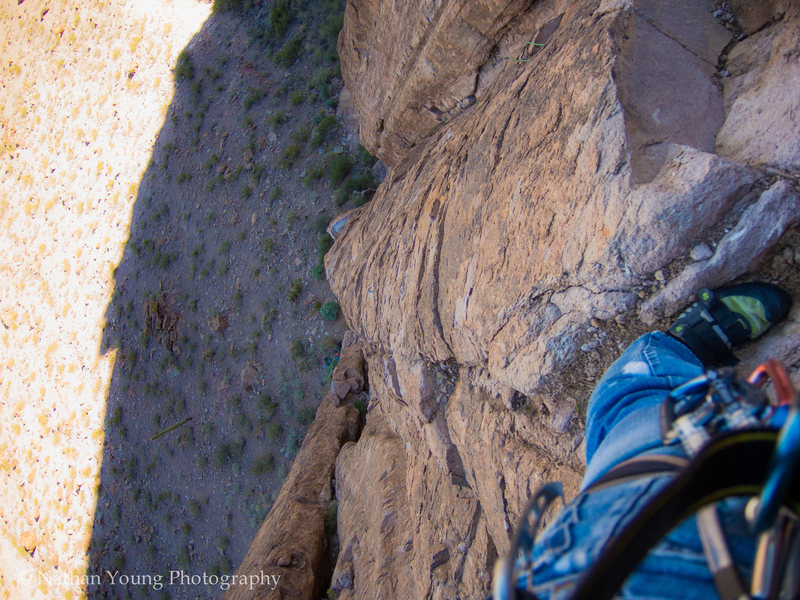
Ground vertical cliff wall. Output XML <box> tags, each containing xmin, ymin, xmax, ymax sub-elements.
<box><xmin>327</xmin><ymin>0</ymin><xmax>800</xmax><ymax>597</ymax></box>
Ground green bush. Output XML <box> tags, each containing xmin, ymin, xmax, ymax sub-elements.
<box><xmin>174</xmin><ymin>49</ymin><xmax>194</xmax><ymax>82</ymax></box>
<box><xmin>291</xmin><ymin>125</ymin><xmax>310</xmax><ymax>144</ymax></box>
<box><xmin>328</xmin><ymin>154</ymin><xmax>353</xmax><ymax>187</ymax></box>
<box><xmin>251</xmin><ymin>453</ymin><xmax>275</xmax><ymax>475</ymax></box>
<box><xmin>290</xmin><ymin>338</ymin><xmax>306</xmax><ymax>359</ymax></box>
<box><xmin>311</xmin><ymin>114</ymin><xmax>338</xmax><ymax>148</ymax></box>
<box><xmin>270</xmin><ymin>0</ymin><xmax>291</xmax><ymax>36</ymax></box>
<box><xmin>308</xmin><ymin>67</ymin><xmax>335</xmax><ymax>100</ymax></box>
<box><xmin>287</xmin><ymin>278</ymin><xmax>302</xmax><ymax>303</ymax></box>
<box><xmin>211</xmin><ymin>0</ymin><xmax>258</xmax><ymax>13</ymax></box>
<box><xmin>320</xmin><ymin>301</ymin><xmax>339</xmax><ymax>321</ymax></box>
<box><xmin>243</xmin><ymin>86</ymin><xmax>266</xmax><ymax>110</ymax></box>
<box><xmin>334</xmin><ymin>172</ymin><xmax>377</xmax><ymax>206</ymax></box>
<box><xmin>282</xmin><ymin>428</ymin><xmax>300</xmax><ymax>457</ymax></box>
<box><xmin>301</xmin><ymin>162</ymin><xmax>325</xmax><ymax>186</ymax></box>
<box><xmin>321</xmin><ymin>13</ymin><xmax>344</xmax><ymax>41</ymax></box>
<box><xmin>281</xmin><ymin>143</ymin><xmax>302</xmax><ymax>170</ymax></box>
<box><xmin>266</xmin><ymin>422</ymin><xmax>282</xmax><ymax>442</ymax></box>
<box><xmin>314</xmin><ymin>213</ymin><xmax>330</xmax><ymax>233</ymax></box>
<box><xmin>267</xmin><ymin>111</ymin><xmax>288</xmax><ymax>128</ymax></box>
<box><xmin>358</xmin><ymin>143</ymin><xmax>377</xmax><ymax>166</ymax></box>
<box><xmin>298</xmin><ymin>406</ymin><xmax>315</xmax><ymax>425</ymax></box>
<box><xmin>275</xmin><ymin>35</ymin><xmax>303</xmax><ymax>68</ymax></box>
<box><xmin>316</xmin><ymin>231</ymin><xmax>333</xmax><ymax>260</ymax></box>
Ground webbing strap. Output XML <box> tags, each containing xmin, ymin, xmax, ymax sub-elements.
<box><xmin>567</xmin><ymin>429</ymin><xmax>800</xmax><ymax>600</ymax></box>
<box><xmin>583</xmin><ymin>454</ymin><xmax>688</xmax><ymax>493</ymax></box>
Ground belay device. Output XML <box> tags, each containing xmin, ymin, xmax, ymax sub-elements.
<box><xmin>494</xmin><ymin>360</ymin><xmax>800</xmax><ymax>600</ymax></box>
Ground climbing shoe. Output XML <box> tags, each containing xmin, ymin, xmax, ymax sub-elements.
<box><xmin>667</xmin><ymin>282</ymin><xmax>792</xmax><ymax>366</ymax></box>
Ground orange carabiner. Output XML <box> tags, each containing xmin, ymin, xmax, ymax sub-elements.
<box><xmin>747</xmin><ymin>359</ymin><xmax>796</xmax><ymax>407</ymax></box>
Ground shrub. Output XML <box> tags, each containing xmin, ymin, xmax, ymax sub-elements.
<box><xmin>358</xmin><ymin>143</ymin><xmax>377</xmax><ymax>166</ymax></box>
<box><xmin>259</xmin><ymin>394</ymin><xmax>277</xmax><ymax>418</ymax></box>
<box><xmin>282</xmin><ymin>428</ymin><xmax>300</xmax><ymax>457</ymax></box>
<box><xmin>298</xmin><ymin>406</ymin><xmax>315</xmax><ymax>425</ymax></box>
<box><xmin>301</xmin><ymin>162</ymin><xmax>325</xmax><ymax>186</ymax></box>
<box><xmin>316</xmin><ymin>232</ymin><xmax>333</xmax><ymax>259</ymax></box>
<box><xmin>266</xmin><ymin>422</ymin><xmax>282</xmax><ymax>442</ymax></box>
<box><xmin>311</xmin><ymin>114</ymin><xmax>338</xmax><ymax>148</ymax></box>
<box><xmin>267</xmin><ymin>111</ymin><xmax>288</xmax><ymax>128</ymax></box>
<box><xmin>290</xmin><ymin>338</ymin><xmax>306</xmax><ymax>359</ymax></box>
<box><xmin>270</xmin><ymin>0</ymin><xmax>291</xmax><ymax>36</ymax></box>
<box><xmin>328</xmin><ymin>154</ymin><xmax>353</xmax><ymax>187</ymax></box>
<box><xmin>287</xmin><ymin>279</ymin><xmax>302</xmax><ymax>303</ymax></box>
<box><xmin>320</xmin><ymin>301</ymin><xmax>339</xmax><ymax>321</ymax></box>
<box><xmin>291</xmin><ymin>125</ymin><xmax>310</xmax><ymax>144</ymax></box>
<box><xmin>321</xmin><ymin>13</ymin><xmax>344</xmax><ymax>41</ymax></box>
<box><xmin>174</xmin><ymin>49</ymin><xmax>194</xmax><ymax>82</ymax></box>
<box><xmin>251</xmin><ymin>453</ymin><xmax>274</xmax><ymax>475</ymax></box>
<box><xmin>243</xmin><ymin>86</ymin><xmax>266</xmax><ymax>110</ymax></box>
<box><xmin>109</xmin><ymin>406</ymin><xmax>123</xmax><ymax>427</ymax></box>
<box><xmin>275</xmin><ymin>35</ymin><xmax>303</xmax><ymax>68</ymax></box>
<box><xmin>281</xmin><ymin>143</ymin><xmax>302</xmax><ymax>170</ymax></box>
<box><xmin>334</xmin><ymin>172</ymin><xmax>377</xmax><ymax>206</ymax></box>
<box><xmin>211</xmin><ymin>0</ymin><xmax>258</xmax><ymax>13</ymax></box>
<box><xmin>308</xmin><ymin>67</ymin><xmax>335</xmax><ymax>100</ymax></box>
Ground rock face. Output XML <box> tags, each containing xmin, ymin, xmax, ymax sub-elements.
<box><xmin>327</xmin><ymin>0</ymin><xmax>800</xmax><ymax>598</ymax></box>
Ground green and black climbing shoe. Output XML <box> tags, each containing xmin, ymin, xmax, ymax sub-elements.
<box><xmin>667</xmin><ymin>282</ymin><xmax>792</xmax><ymax>366</ymax></box>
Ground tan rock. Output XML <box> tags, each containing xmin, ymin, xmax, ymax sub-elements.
<box><xmin>327</xmin><ymin>1</ymin><xmax>759</xmax><ymax>396</ymax></box>
<box><xmin>324</xmin><ymin>0</ymin><xmax>800</xmax><ymax>598</ymax></box>
<box><xmin>330</xmin><ymin>343</ymin><xmax>365</xmax><ymax>403</ymax></box>
<box><xmin>226</xmin><ymin>380</ymin><xmax>362</xmax><ymax>600</ymax></box>
<box><xmin>338</xmin><ymin>0</ymin><xmax>574</xmax><ymax>166</ymax></box>
<box><xmin>729</xmin><ymin>0</ymin><xmax>791</xmax><ymax>34</ymax></box>
<box><xmin>717</xmin><ymin>4</ymin><xmax>800</xmax><ymax>170</ymax></box>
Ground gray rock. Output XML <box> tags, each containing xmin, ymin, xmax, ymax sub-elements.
<box><xmin>690</xmin><ymin>243</ymin><xmax>714</xmax><ymax>261</ymax></box>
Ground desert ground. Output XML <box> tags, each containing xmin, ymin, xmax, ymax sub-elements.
<box><xmin>1</xmin><ymin>0</ymin><xmax>372</xmax><ymax>597</ymax></box>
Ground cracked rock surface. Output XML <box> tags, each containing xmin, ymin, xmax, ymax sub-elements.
<box><xmin>327</xmin><ymin>0</ymin><xmax>800</xmax><ymax>598</ymax></box>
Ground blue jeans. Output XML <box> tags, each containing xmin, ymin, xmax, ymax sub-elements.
<box><xmin>514</xmin><ymin>332</ymin><xmax>757</xmax><ymax>599</ymax></box>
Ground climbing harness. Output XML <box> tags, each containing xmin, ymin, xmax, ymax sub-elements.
<box><xmin>494</xmin><ymin>360</ymin><xmax>800</xmax><ymax>600</ymax></box>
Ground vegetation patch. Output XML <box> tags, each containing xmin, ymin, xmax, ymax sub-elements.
<box><xmin>320</xmin><ymin>301</ymin><xmax>339</xmax><ymax>322</ymax></box>
<box><xmin>174</xmin><ymin>49</ymin><xmax>195</xmax><ymax>82</ymax></box>
<box><xmin>334</xmin><ymin>171</ymin><xmax>377</xmax><ymax>207</ymax></box>
<box><xmin>269</xmin><ymin>0</ymin><xmax>291</xmax><ymax>37</ymax></box>
<box><xmin>275</xmin><ymin>35</ymin><xmax>304</xmax><ymax>68</ymax></box>
<box><xmin>328</xmin><ymin>153</ymin><xmax>353</xmax><ymax>187</ymax></box>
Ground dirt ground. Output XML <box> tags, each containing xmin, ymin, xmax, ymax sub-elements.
<box><xmin>0</xmin><ymin>1</ymin><xmax>368</xmax><ymax>598</ymax></box>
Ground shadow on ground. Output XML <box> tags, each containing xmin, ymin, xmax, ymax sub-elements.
<box><xmin>88</xmin><ymin>2</ymin><xmax>359</xmax><ymax>597</ymax></box>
